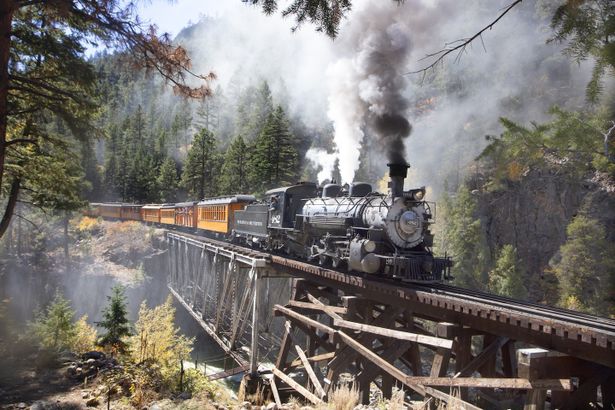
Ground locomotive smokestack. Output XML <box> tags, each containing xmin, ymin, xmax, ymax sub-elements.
<box><xmin>388</xmin><ymin>163</ymin><xmax>409</xmax><ymax>198</ymax></box>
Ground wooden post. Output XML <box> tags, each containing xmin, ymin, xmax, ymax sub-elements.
<box><xmin>250</xmin><ymin>267</ymin><xmax>261</xmax><ymax>374</ymax></box>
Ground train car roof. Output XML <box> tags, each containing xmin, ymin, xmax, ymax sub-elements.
<box><xmin>142</xmin><ymin>204</ymin><xmax>163</xmax><ymax>209</ymax></box>
<box><xmin>198</xmin><ymin>195</ymin><xmax>256</xmax><ymax>206</ymax></box>
<box><xmin>98</xmin><ymin>203</ymin><xmax>122</xmax><ymax>208</ymax></box>
<box><xmin>266</xmin><ymin>182</ymin><xmax>318</xmax><ymax>197</ymax></box>
<box><xmin>161</xmin><ymin>203</ymin><xmax>176</xmax><ymax>209</ymax></box>
<box><xmin>121</xmin><ymin>203</ymin><xmax>142</xmax><ymax>207</ymax></box>
<box><xmin>175</xmin><ymin>201</ymin><xmax>198</xmax><ymax>207</ymax></box>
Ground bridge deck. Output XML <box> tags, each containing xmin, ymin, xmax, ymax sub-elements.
<box><xmin>270</xmin><ymin>256</ymin><xmax>615</xmax><ymax>368</ymax></box>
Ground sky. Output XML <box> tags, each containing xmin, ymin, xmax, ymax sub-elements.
<box><xmin>136</xmin><ymin>0</ymin><xmax>261</xmax><ymax>37</ymax></box>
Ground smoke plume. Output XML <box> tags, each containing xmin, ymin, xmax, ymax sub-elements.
<box><xmin>326</xmin><ymin>6</ymin><xmax>413</xmax><ymax>182</ymax></box>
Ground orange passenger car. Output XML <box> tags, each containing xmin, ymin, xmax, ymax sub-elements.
<box><xmin>84</xmin><ymin>203</ymin><xmax>101</xmax><ymax>218</ymax></box>
<box><xmin>98</xmin><ymin>203</ymin><xmax>122</xmax><ymax>219</ymax></box>
<box><xmin>175</xmin><ymin>202</ymin><xmax>197</xmax><ymax>229</ymax></box>
<box><xmin>196</xmin><ymin>195</ymin><xmax>255</xmax><ymax>234</ymax></box>
<box><xmin>142</xmin><ymin>204</ymin><xmax>162</xmax><ymax>224</ymax></box>
<box><xmin>120</xmin><ymin>204</ymin><xmax>142</xmax><ymax>221</ymax></box>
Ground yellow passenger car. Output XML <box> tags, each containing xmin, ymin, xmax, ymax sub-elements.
<box><xmin>142</xmin><ymin>204</ymin><xmax>162</xmax><ymax>224</ymax></box>
<box><xmin>160</xmin><ymin>204</ymin><xmax>176</xmax><ymax>226</ymax></box>
<box><xmin>197</xmin><ymin>195</ymin><xmax>255</xmax><ymax>234</ymax></box>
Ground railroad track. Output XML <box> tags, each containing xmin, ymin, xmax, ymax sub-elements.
<box><xmin>418</xmin><ymin>283</ymin><xmax>615</xmax><ymax>332</ymax></box>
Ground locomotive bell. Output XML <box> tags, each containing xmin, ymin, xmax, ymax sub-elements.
<box><xmin>387</xmin><ymin>163</ymin><xmax>409</xmax><ymax>198</ymax></box>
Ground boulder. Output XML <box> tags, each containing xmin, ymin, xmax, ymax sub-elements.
<box><xmin>177</xmin><ymin>391</ymin><xmax>192</xmax><ymax>400</ymax></box>
<box><xmin>82</xmin><ymin>351</ymin><xmax>106</xmax><ymax>361</ymax></box>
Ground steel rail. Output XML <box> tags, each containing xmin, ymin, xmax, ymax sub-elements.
<box><xmin>419</xmin><ymin>283</ymin><xmax>615</xmax><ymax>331</ymax></box>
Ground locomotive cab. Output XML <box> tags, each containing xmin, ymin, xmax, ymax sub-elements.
<box><xmin>266</xmin><ymin>182</ymin><xmax>318</xmax><ymax>229</ymax></box>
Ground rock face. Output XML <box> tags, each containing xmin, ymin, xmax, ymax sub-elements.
<box><xmin>471</xmin><ymin>167</ymin><xmax>615</xmax><ymax>302</ymax></box>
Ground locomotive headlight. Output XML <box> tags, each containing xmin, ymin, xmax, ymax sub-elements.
<box><xmin>413</xmin><ymin>190</ymin><xmax>425</xmax><ymax>201</ymax></box>
<box><xmin>399</xmin><ymin>211</ymin><xmax>420</xmax><ymax>235</ymax></box>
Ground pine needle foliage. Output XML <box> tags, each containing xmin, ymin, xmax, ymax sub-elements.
<box><xmin>157</xmin><ymin>157</ymin><xmax>180</xmax><ymax>202</ymax></box>
<box><xmin>220</xmin><ymin>135</ymin><xmax>251</xmax><ymax>194</ymax></box>
<box><xmin>31</xmin><ymin>292</ymin><xmax>76</xmax><ymax>351</ymax></box>
<box><xmin>488</xmin><ymin>245</ymin><xmax>527</xmax><ymax>299</ymax></box>
<box><xmin>249</xmin><ymin>106</ymin><xmax>299</xmax><ymax>193</ymax></box>
<box><xmin>553</xmin><ymin>215</ymin><xmax>615</xmax><ymax>317</ymax></box>
<box><xmin>439</xmin><ymin>185</ymin><xmax>489</xmax><ymax>291</ymax></box>
<box><xmin>550</xmin><ymin>0</ymin><xmax>615</xmax><ymax>103</ymax></box>
<box><xmin>181</xmin><ymin>128</ymin><xmax>220</xmax><ymax>199</ymax></box>
<box><xmin>97</xmin><ymin>285</ymin><xmax>131</xmax><ymax>355</ymax></box>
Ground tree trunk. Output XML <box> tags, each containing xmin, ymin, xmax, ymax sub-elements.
<box><xmin>64</xmin><ymin>211</ymin><xmax>70</xmax><ymax>272</ymax></box>
<box><xmin>0</xmin><ymin>2</ymin><xmax>15</xmax><ymax>193</ymax></box>
<box><xmin>0</xmin><ymin>178</ymin><xmax>20</xmax><ymax>239</ymax></box>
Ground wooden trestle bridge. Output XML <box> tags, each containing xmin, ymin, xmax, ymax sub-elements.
<box><xmin>166</xmin><ymin>231</ymin><xmax>615</xmax><ymax>410</ymax></box>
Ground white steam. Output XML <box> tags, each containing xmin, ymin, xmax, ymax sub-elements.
<box><xmin>174</xmin><ymin>0</ymin><xmax>599</xmax><ymax>193</ymax></box>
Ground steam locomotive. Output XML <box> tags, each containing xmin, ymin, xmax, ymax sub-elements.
<box><xmin>87</xmin><ymin>163</ymin><xmax>451</xmax><ymax>283</ymax></box>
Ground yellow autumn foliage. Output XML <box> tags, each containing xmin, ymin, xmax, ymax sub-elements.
<box><xmin>70</xmin><ymin>314</ymin><xmax>98</xmax><ymax>354</ymax></box>
<box><xmin>75</xmin><ymin>216</ymin><xmax>101</xmax><ymax>233</ymax></box>
<box><xmin>129</xmin><ymin>296</ymin><xmax>193</xmax><ymax>379</ymax></box>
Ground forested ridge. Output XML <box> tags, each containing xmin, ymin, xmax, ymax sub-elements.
<box><xmin>86</xmin><ymin>52</ymin><xmax>318</xmax><ymax>203</ymax></box>
<box><xmin>1</xmin><ymin>1</ymin><xmax>614</xmax><ymax>319</ymax></box>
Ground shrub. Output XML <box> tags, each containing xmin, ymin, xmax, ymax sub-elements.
<box><xmin>129</xmin><ymin>296</ymin><xmax>194</xmax><ymax>390</ymax></box>
<box><xmin>70</xmin><ymin>315</ymin><xmax>98</xmax><ymax>354</ymax></box>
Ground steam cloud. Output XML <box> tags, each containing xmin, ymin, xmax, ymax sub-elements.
<box><xmin>172</xmin><ymin>0</ymin><xmax>597</xmax><ymax>192</ymax></box>
<box><xmin>326</xmin><ymin>6</ymin><xmax>413</xmax><ymax>182</ymax></box>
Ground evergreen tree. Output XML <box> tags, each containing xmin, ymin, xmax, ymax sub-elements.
<box><xmin>158</xmin><ymin>158</ymin><xmax>180</xmax><ymax>202</ymax></box>
<box><xmin>220</xmin><ymin>135</ymin><xmax>250</xmax><ymax>194</ymax></box>
<box><xmin>440</xmin><ymin>185</ymin><xmax>489</xmax><ymax>291</ymax></box>
<box><xmin>488</xmin><ymin>245</ymin><xmax>527</xmax><ymax>299</ymax></box>
<box><xmin>181</xmin><ymin>128</ymin><xmax>220</xmax><ymax>199</ymax></box>
<box><xmin>249</xmin><ymin>106</ymin><xmax>299</xmax><ymax>192</ymax></box>
<box><xmin>235</xmin><ymin>81</ymin><xmax>274</xmax><ymax>142</ymax></box>
<box><xmin>97</xmin><ymin>285</ymin><xmax>131</xmax><ymax>354</ymax></box>
<box><xmin>31</xmin><ymin>292</ymin><xmax>76</xmax><ymax>351</ymax></box>
<box><xmin>194</xmin><ymin>87</ymin><xmax>221</xmax><ymax>133</ymax></box>
<box><xmin>553</xmin><ymin>215</ymin><xmax>615</xmax><ymax>316</ymax></box>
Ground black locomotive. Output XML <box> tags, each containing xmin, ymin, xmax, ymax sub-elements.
<box><xmin>233</xmin><ymin>163</ymin><xmax>452</xmax><ymax>283</ymax></box>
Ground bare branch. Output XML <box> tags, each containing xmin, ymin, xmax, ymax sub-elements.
<box><xmin>407</xmin><ymin>0</ymin><xmax>523</xmax><ymax>75</ymax></box>
<box><xmin>5</xmin><ymin>138</ymin><xmax>38</xmax><ymax>147</ymax></box>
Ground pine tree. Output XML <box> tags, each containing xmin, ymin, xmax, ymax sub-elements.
<box><xmin>31</xmin><ymin>292</ymin><xmax>76</xmax><ymax>351</ymax></box>
<box><xmin>158</xmin><ymin>158</ymin><xmax>180</xmax><ymax>202</ymax></box>
<box><xmin>249</xmin><ymin>106</ymin><xmax>299</xmax><ymax>192</ymax></box>
<box><xmin>97</xmin><ymin>285</ymin><xmax>131</xmax><ymax>355</ymax></box>
<box><xmin>236</xmin><ymin>81</ymin><xmax>274</xmax><ymax>142</ymax></box>
<box><xmin>220</xmin><ymin>135</ymin><xmax>250</xmax><ymax>194</ymax></box>
<box><xmin>553</xmin><ymin>215</ymin><xmax>615</xmax><ymax>316</ymax></box>
<box><xmin>488</xmin><ymin>245</ymin><xmax>527</xmax><ymax>299</ymax></box>
<box><xmin>439</xmin><ymin>185</ymin><xmax>489</xmax><ymax>291</ymax></box>
<box><xmin>181</xmin><ymin>128</ymin><xmax>220</xmax><ymax>199</ymax></box>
